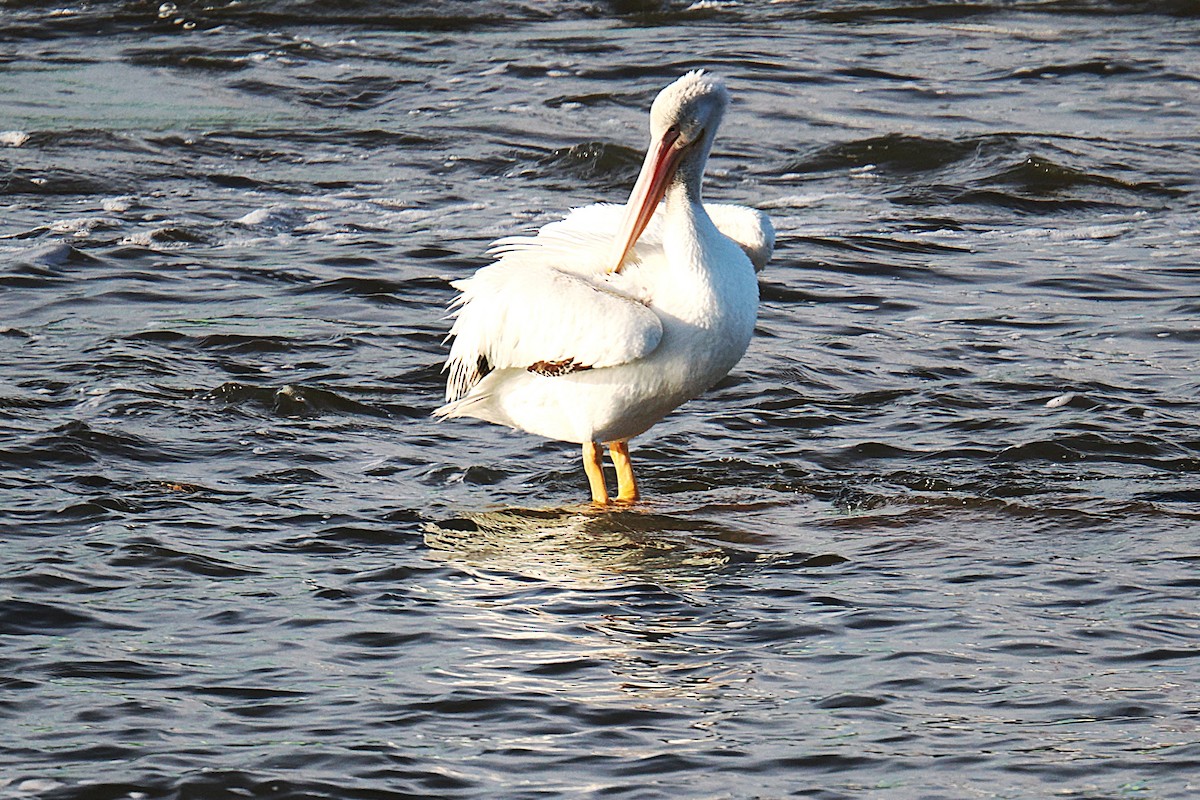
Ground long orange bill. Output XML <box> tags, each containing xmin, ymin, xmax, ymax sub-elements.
<box><xmin>607</xmin><ymin>128</ymin><xmax>685</xmax><ymax>274</ymax></box>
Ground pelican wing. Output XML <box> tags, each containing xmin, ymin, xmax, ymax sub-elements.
<box><xmin>441</xmin><ymin>199</ymin><xmax>772</xmax><ymax>403</ymax></box>
<box><xmin>488</xmin><ymin>204</ymin><xmax>625</xmax><ymax>278</ymax></box>
<box><xmin>493</xmin><ymin>201</ymin><xmax>775</xmax><ymax>274</ymax></box>
<box><xmin>705</xmin><ymin>203</ymin><xmax>775</xmax><ymax>273</ymax></box>
<box><xmin>443</xmin><ymin>259</ymin><xmax>662</xmax><ymax>402</ymax></box>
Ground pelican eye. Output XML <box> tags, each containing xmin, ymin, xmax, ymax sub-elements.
<box><xmin>665</xmin><ymin>124</ymin><xmax>688</xmax><ymax>148</ymax></box>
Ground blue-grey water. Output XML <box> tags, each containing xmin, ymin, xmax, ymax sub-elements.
<box><xmin>2</xmin><ymin>1</ymin><xmax>1199</xmax><ymax>798</ymax></box>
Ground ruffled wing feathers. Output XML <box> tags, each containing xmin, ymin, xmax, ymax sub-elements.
<box><xmin>440</xmin><ymin>200</ymin><xmax>773</xmax><ymax>404</ymax></box>
<box><xmin>442</xmin><ymin>250</ymin><xmax>662</xmax><ymax>403</ymax></box>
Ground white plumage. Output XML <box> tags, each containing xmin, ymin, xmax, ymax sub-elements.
<box><xmin>436</xmin><ymin>71</ymin><xmax>773</xmax><ymax>504</ymax></box>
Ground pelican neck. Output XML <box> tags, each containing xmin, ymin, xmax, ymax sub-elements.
<box><xmin>659</xmin><ymin>179</ymin><xmax>725</xmax><ymax>281</ymax></box>
<box><xmin>663</xmin><ymin>176</ymin><xmax>710</xmax><ymax>231</ymax></box>
<box><xmin>669</xmin><ymin>142</ymin><xmax>709</xmax><ymax>204</ymax></box>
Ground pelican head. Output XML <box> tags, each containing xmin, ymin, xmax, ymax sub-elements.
<box><xmin>609</xmin><ymin>71</ymin><xmax>729</xmax><ymax>273</ymax></box>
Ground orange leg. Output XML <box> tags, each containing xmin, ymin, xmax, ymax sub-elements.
<box><xmin>582</xmin><ymin>441</ymin><xmax>609</xmax><ymax>504</ymax></box>
<box><xmin>607</xmin><ymin>440</ymin><xmax>639</xmax><ymax>503</ymax></box>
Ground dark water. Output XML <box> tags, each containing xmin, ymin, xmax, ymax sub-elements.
<box><xmin>3</xmin><ymin>1</ymin><xmax>1200</xmax><ymax>797</ymax></box>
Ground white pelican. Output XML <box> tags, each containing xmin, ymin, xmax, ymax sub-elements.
<box><xmin>436</xmin><ymin>71</ymin><xmax>772</xmax><ymax>504</ymax></box>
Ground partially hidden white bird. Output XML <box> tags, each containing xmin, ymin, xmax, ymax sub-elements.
<box><xmin>436</xmin><ymin>71</ymin><xmax>773</xmax><ymax>504</ymax></box>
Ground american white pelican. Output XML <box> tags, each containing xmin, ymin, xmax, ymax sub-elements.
<box><xmin>436</xmin><ymin>71</ymin><xmax>772</xmax><ymax>504</ymax></box>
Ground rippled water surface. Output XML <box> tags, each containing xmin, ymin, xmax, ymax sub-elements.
<box><xmin>3</xmin><ymin>1</ymin><xmax>1199</xmax><ymax>798</ymax></box>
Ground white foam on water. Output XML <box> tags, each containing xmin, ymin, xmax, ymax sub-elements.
<box><xmin>234</xmin><ymin>207</ymin><xmax>277</xmax><ymax>226</ymax></box>
<box><xmin>0</xmin><ymin>130</ymin><xmax>30</xmax><ymax>147</ymax></box>
<box><xmin>102</xmin><ymin>195</ymin><xmax>137</xmax><ymax>212</ymax></box>
<box><xmin>49</xmin><ymin>217</ymin><xmax>121</xmax><ymax>235</ymax></box>
<box><xmin>1045</xmin><ymin>392</ymin><xmax>1075</xmax><ymax>408</ymax></box>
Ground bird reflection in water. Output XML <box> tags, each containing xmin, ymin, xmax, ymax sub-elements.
<box><xmin>421</xmin><ymin>506</ymin><xmax>747</xmax><ymax>590</ymax></box>
<box><xmin>420</xmin><ymin>507</ymin><xmax>769</xmax><ymax>709</ymax></box>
